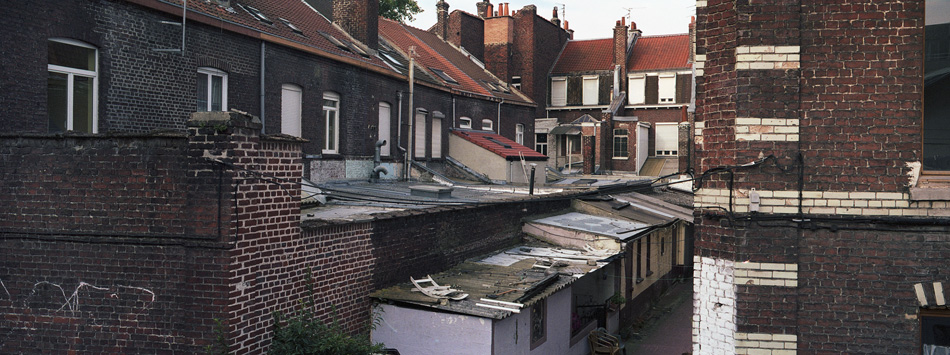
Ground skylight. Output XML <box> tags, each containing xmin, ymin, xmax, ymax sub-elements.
<box><xmin>429</xmin><ymin>68</ymin><xmax>458</xmax><ymax>85</ymax></box>
<box><xmin>240</xmin><ymin>4</ymin><xmax>273</xmax><ymax>25</ymax></box>
<box><xmin>318</xmin><ymin>31</ymin><xmax>352</xmax><ymax>53</ymax></box>
<box><xmin>279</xmin><ymin>18</ymin><xmax>303</xmax><ymax>35</ymax></box>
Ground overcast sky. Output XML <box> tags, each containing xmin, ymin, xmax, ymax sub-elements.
<box><xmin>407</xmin><ymin>0</ymin><xmax>696</xmax><ymax>39</ymax></box>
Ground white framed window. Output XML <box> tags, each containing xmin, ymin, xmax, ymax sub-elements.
<box><xmin>323</xmin><ymin>91</ymin><xmax>340</xmax><ymax>154</ymax></box>
<box><xmin>378</xmin><ymin>102</ymin><xmax>392</xmax><ymax>156</ymax></box>
<box><xmin>197</xmin><ymin>67</ymin><xmax>228</xmax><ymax>112</ymax></box>
<box><xmin>535</xmin><ymin>133</ymin><xmax>548</xmax><ymax>155</ymax></box>
<box><xmin>551</xmin><ymin>77</ymin><xmax>567</xmax><ymax>106</ymax></box>
<box><xmin>655</xmin><ymin>123</ymin><xmax>679</xmax><ymax>156</ymax></box>
<box><xmin>48</xmin><ymin>38</ymin><xmax>98</xmax><ymax>133</ymax></box>
<box><xmin>459</xmin><ymin>117</ymin><xmax>472</xmax><ymax>129</ymax></box>
<box><xmin>431</xmin><ymin>115</ymin><xmax>443</xmax><ymax>158</ymax></box>
<box><xmin>613</xmin><ymin>129</ymin><xmax>629</xmax><ymax>158</ymax></box>
<box><xmin>516</xmin><ymin>124</ymin><xmax>525</xmax><ymax>145</ymax></box>
<box><xmin>414</xmin><ymin>109</ymin><xmax>426</xmax><ymax>158</ymax></box>
<box><xmin>658</xmin><ymin>74</ymin><xmax>676</xmax><ymax>103</ymax></box>
<box><xmin>582</xmin><ymin>76</ymin><xmax>598</xmax><ymax>105</ymax></box>
<box><xmin>628</xmin><ymin>74</ymin><xmax>646</xmax><ymax>105</ymax></box>
<box><xmin>482</xmin><ymin>119</ymin><xmax>494</xmax><ymax>131</ymax></box>
<box><xmin>511</xmin><ymin>76</ymin><xmax>522</xmax><ymax>89</ymax></box>
<box><xmin>280</xmin><ymin>84</ymin><xmax>302</xmax><ymax>137</ymax></box>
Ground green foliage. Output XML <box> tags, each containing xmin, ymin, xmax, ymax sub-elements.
<box><xmin>379</xmin><ymin>0</ymin><xmax>423</xmax><ymax>23</ymax></box>
<box><xmin>268</xmin><ymin>270</ymin><xmax>385</xmax><ymax>355</ymax></box>
<box><xmin>205</xmin><ymin>318</ymin><xmax>230</xmax><ymax>355</ymax></box>
<box><xmin>609</xmin><ymin>292</ymin><xmax>626</xmax><ymax>305</ymax></box>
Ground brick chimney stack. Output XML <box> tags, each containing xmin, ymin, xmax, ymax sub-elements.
<box><xmin>477</xmin><ymin>0</ymin><xmax>492</xmax><ymax>18</ymax></box>
<box><xmin>551</xmin><ymin>6</ymin><xmax>560</xmax><ymax>27</ymax></box>
<box><xmin>333</xmin><ymin>0</ymin><xmax>378</xmax><ymax>50</ymax></box>
<box><xmin>435</xmin><ymin>0</ymin><xmax>450</xmax><ymax>39</ymax></box>
<box><xmin>613</xmin><ymin>17</ymin><xmax>628</xmax><ymax>85</ymax></box>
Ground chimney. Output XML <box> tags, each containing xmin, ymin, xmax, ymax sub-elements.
<box><xmin>613</xmin><ymin>18</ymin><xmax>628</xmax><ymax>95</ymax></box>
<box><xmin>435</xmin><ymin>0</ymin><xmax>450</xmax><ymax>39</ymax></box>
<box><xmin>689</xmin><ymin>16</ymin><xmax>696</xmax><ymax>63</ymax></box>
<box><xmin>551</xmin><ymin>6</ymin><xmax>560</xmax><ymax>27</ymax></box>
<box><xmin>564</xmin><ymin>20</ymin><xmax>573</xmax><ymax>39</ymax></box>
<box><xmin>333</xmin><ymin>0</ymin><xmax>378</xmax><ymax>50</ymax></box>
<box><xmin>477</xmin><ymin>0</ymin><xmax>492</xmax><ymax>18</ymax></box>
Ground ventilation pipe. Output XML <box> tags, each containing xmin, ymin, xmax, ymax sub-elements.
<box><xmin>373</xmin><ymin>139</ymin><xmax>390</xmax><ymax>181</ymax></box>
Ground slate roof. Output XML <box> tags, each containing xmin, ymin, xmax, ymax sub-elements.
<box><xmin>379</xmin><ymin>18</ymin><xmax>532</xmax><ymax>104</ymax></box>
<box><xmin>627</xmin><ymin>34</ymin><xmax>691</xmax><ymax>72</ymax></box>
<box><xmin>451</xmin><ymin>130</ymin><xmax>548</xmax><ymax>161</ymax></box>
<box><xmin>551</xmin><ymin>38</ymin><xmax>614</xmax><ymax>74</ymax></box>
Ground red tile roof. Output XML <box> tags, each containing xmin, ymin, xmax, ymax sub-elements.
<box><xmin>451</xmin><ymin>130</ymin><xmax>548</xmax><ymax>161</ymax></box>
<box><xmin>627</xmin><ymin>34</ymin><xmax>691</xmax><ymax>72</ymax></box>
<box><xmin>379</xmin><ymin>18</ymin><xmax>531</xmax><ymax>104</ymax></box>
<box><xmin>552</xmin><ymin>38</ymin><xmax>614</xmax><ymax>74</ymax></box>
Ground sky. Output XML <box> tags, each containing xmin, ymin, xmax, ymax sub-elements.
<box><xmin>407</xmin><ymin>0</ymin><xmax>696</xmax><ymax>40</ymax></box>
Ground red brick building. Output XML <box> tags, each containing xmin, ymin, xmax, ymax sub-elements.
<box><xmin>693</xmin><ymin>1</ymin><xmax>950</xmax><ymax>353</ymax></box>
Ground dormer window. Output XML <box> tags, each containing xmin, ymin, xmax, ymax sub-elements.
<box><xmin>459</xmin><ymin>117</ymin><xmax>472</xmax><ymax>129</ymax></box>
<box><xmin>482</xmin><ymin>119</ymin><xmax>493</xmax><ymax>131</ymax></box>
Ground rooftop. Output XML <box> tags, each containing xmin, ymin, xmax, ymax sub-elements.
<box><xmin>452</xmin><ymin>130</ymin><xmax>548</xmax><ymax>161</ymax></box>
<box><xmin>627</xmin><ymin>34</ymin><xmax>691</xmax><ymax>72</ymax></box>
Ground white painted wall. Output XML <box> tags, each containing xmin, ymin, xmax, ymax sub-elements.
<box><xmin>448</xmin><ymin>134</ymin><xmax>509</xmax><ymax>181</ymax></box>
<box><xmin>693</xmin><ymin>256</ymin><xmax>737</xmax><ymax>355</ymax></box>
<box><xmin>492</xmin><ymin>286</ymin><xmax>575</xmax><ymax>355</ymax></box>
<box><xmin>372</xmin><ymin>304</ymin><xmax>493</xmax><ymax>355</ymax></box>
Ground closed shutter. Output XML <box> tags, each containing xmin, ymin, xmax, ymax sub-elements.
<box><xmin>582</xmin><ymin>76</ymin><xmax>598</xmax><ymax>105</ymax></box>
<box><xmin>551</xmin><ymin>78</ymin><xmax>567</xmax><ymax>106</ymax></box>
<box><xmin>655</xmin><ymin>123</ymin><xmax>678</xmax><ymax>156</ymax></box>
<box><xmin>378</xmin><ymin>102</ymin><xmax>391</xmax><ymax>156</ymax></box>
<box><xmin>628</xmin><ymin>75</ymin><xmax>645</xmax><ymax>104</ymax></box>
<box><xmin>280</xmin><ymin>84</ymin><xmax>302</xmax><ymax>137</ymax></box>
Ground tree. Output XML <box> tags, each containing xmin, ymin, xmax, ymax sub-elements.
<box><xmin>379</xmin><ymin>0</ymin><xmax>423</xmax><ymax>23</ymax></box>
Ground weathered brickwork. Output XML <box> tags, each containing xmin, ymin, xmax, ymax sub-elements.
<box><xmin>693</xmin><ymin>256</ymin><xmax>737</xmax><ymax>355</ymax></box>
<box><xmin>695</xmin><ymin>0</ymin><xmax>947</xmax><ymax>353</ymax></box>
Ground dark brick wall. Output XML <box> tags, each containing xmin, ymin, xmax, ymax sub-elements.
<box><xmin>447</xmin><ymin>11</ymin><xmax>486</xmax><ymax>62</ymax></box>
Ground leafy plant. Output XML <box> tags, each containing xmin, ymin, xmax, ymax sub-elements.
<box><xmin>609</xmin><ymin>292</ymin><xmax>626</xmax><ymax>305</ymax></box>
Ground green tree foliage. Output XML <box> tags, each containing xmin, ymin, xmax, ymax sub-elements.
<box><xmin>380</xmin><ymin>0</ymin><xmax>423</xmax><ymax>23</ymax></box>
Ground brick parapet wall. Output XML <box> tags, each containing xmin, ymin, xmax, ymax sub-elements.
<box><xmin>695</xmin><ymin>188</ymin><xmax>949</xmax><ymax>217</ymax></box>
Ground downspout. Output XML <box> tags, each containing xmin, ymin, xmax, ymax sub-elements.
<box><xmin>260</xmin><ymin>41</ymin><xmax>266</xmax><ymax>133</ymax></box>
<box><xmin>452</xmin><ymin>95</ymin><xmax>457</xmax><ymax>128</ymax></box>
<box><xmin>496</xmin><ymin>98</ymin><xmax>504</xmax><ymax>134</ymax></box>
<box><xmin>406</xmin><ymin>53</ymin><xmax>415</xmax><ymax>180</ymax></box>
<box><xmin>396</xmin><ymin>90</ymin><xmax>404</xmax><ymax>166</ymax></box>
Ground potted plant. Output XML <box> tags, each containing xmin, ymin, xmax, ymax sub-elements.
<box><xmin>608</xmin><ymin>292</ymin><xmax>626</xmax><ymax>311</ymax></box>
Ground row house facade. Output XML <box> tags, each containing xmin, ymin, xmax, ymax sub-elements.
<box><xmin>541</xmin><ymin>18</ymin><xmax>694</xmax><ymax>176</ymax></box>
<box><xmin>6</xmin><ymin>0</ymin><xmax>535</xmax><ymax>185</ymax></box>
<box><xmin>693</xmin><ymin>0</ymin><xmax>950</xmax><ymax>354</ymax></box>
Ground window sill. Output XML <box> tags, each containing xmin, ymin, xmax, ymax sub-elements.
<box><xmin>910</xmin><ymin>175</ymin><xmax>950</xmax><ymax>201</ymax></box>
<box><xmin>612</xmin><ymin>157</ymin><xmax>629</xmax><ymax>160</ymax></box>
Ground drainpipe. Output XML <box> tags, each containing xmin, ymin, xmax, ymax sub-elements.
<box><xmin>396</xmin><ymin>90</ymin><xmax>404</xmax><ymax>164</ymax></box>
<box><xmin>452</xmin><ymin>95</ymin><xmax>457</xmax><ymax>128</ymax></box>
<box><xmin>407</xmin><ymin>51</ymin><xmax>415</xmax><ymax>180</ymax></box>
<box><xmin>260</xmin><ymin>41</ymin><xmax>266</xmax><ymax>133</ymax></box>
<box><xmin>496</xmin><ymin>98</ymin><xmax>504</xmax><ymax>134</ymax></box>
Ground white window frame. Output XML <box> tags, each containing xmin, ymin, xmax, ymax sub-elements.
<box><xmin>323</xmin><ymin>91</ymin><xmax>340</xmax><ymax>154</ymax></box>
<box><xmin>481</xmin><ymin>119</ymin><xmax>494</xmax><ymax>132</ymax></box>
<box><xmin>197</xmin><ymin>67</ymin><xmax>228</xmax><ymax>112</ymax></box>
<box><xmin>459</xmin><ymin>117</ymin><xmax>472</xmax><ymax>129</ymax></box>
<box><xmin>658</xmin><ymin>74</ymin><xmax>676</xmax><ymax>103</ymax></box>
<box><xmin>280</xmin><ymin>84</ymin><xmax>302</xmax><ymax>137</ymax></box>
<box><xmin>511</xmin><ymin>76</ymin><xmax>522</xmax><ymax>89</ymax></box>
<box><xmin>48</xmin><ymin>38</ymin><xmax>98</xmax><ymax>133</ymax></box>
<box><xmin>535</xmin><ymin>133</ymin><xmax>548</xmax><ymax>155</ymax></box>
<box><xmin>551</xmin><ymin>77</ymin><xmax>567</xmax><ymax>107</ymax></box>
<box><xmin>516</xmin><ymin>124</ymin><xmax>525</xmax><ymax>145</ymax></box>
<box><xmin>613</xmin><ymin>128</ymin><xmax>629</xmax><ymax>159</ymax></box>
<box><xmin>378</xmin><ymin>102</ymin><xmax>392</xmax><ymax>156</ymax></box>
<box><xmin>582</xmin><ymin>76</ymin><xmax>599</xmax><ymax>105</ymax></box>
<box><xmin>628</xmin><ymin>74</ymin><xmax>645</xmax><ymax>105</ymax></box>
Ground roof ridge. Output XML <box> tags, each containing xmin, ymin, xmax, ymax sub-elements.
<box><xmin>639</xmin><ymin>33</ymin><xmax>689</xmax><ymax>38</ymax></box>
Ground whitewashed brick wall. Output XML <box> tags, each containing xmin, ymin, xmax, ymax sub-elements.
<box><xmin>693</xmin><ymin>256</ymin><xmax>737</xmax><ymax>355</ymax></box>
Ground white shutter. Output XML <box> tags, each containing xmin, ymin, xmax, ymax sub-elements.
<box><xmin>658</xmin><ymin>74</ymin><xmax>676</xmax><ymax>103</ymax></box>
<box><xmin>378</xmin><ymin>102</ymin><xmax>391</xmax><ymax>156</ymax></box>
<box><xmin>655</xmin><ymin>123</ymin><xmax>679</xmax><ymax>156</ymax></box>
<box><xmin>551</xmin><ymin>78</ymin><xmax>567</xmax><ymax>106</ymax></box>
<box><xmin>628</xmin><ymin>75</ymin><xmax>645</xmax><ymax>105</ymax></box>
<box><xmin>414</xmin><ymin>111</ymin><xmax>426</xmax><ymax>158</ymax></box>
<box><xmin>582</xmin><ymin>76</ymin><xmax>598</xmax><ymax>105</ymax></box>
<box><xmin>280</xmin><ymin>84</ymin><xmax>302</xmax><ymax>137</ymax></box>
<box><xmin>431</xmin><ymin>116</ymin><xmax>442</xmax><ymax>158</ymax></box>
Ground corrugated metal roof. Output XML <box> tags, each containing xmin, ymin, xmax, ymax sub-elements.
<box><xmin>530</xmin><ymin>212</ymin><xmax>651</xmax><ymax>241</ymax></box>
<box><xmin>627</xmin><ymin>34</ymin><xmax>691</xmax><ymax>72</ymax></box>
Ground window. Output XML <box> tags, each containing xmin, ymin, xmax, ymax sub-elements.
<box><xmin>414</xmin><ymin>109</ymin><xmax>426</xmax><ymax>158</ymax></box>
<box><xmin>922</xmin><ymin>309</ymin><xmax>950</xmax><ymax>354</ymax></box>
<box><xmin>431</xmin><ymin>114</ymin><xmax>442</xmax><ymax>158</ymax></box>
<box><xmin>551</xmin><ymin>77</ymin><xmax>567</xmax><ymax>106</ymax></box>
<box><xmin>925</xmin><ymin>0</ymin><xmax>950</xmax><ymax>170</ymax></box>
<box><xmin>635</xmin><ymin>239</ymin><xmax>643</xmax><ymax>283</ymax></box>
<box><xmin>197</xmin><ymin>67</ymin><xmax>228</xmax><ymax>112</ymax></box>
<box><xmin>582</xmin><ymin>76</ymin><xmax>598</xmax><ymax>105</ymax></box>
<box><xmin>655</xmin><ymin>123</ymin><xmax>679</xmax><ymax>156</ymax></box>
<box><xmin>628</xmin><ymin>75</ymin><xmax>646</xmax><ymax>105</ymax></box>
<box><xmin>378</xmin><ymin>102</ymin><xmax>392</xmax><ymax>156</ymax></box>
<box><xmin>511</xmin><ymin>76</ymin><xmax>522</xmax><ymax>89</ymax></box>
<box><xmin>429</xmin><ymin>67</ymin><xmax>458</xmax><ymax>84</ymax></box>
<box><xmin>323</xmin><ymin>92</ymin><xmax>340</xmax><ymax>154</ymax></box>
<box><xmin>658</xmin><ymin>74</ymin><xmax>676</xmax><ymax>103</ymax></box>
<box><xmin>613</xmin><ymin>129</ymin><xmax>629</xmax><ymax>158</ymax></box>
<box><xmin>48</xmin><ymin>39</ymin><xmax>97</xmax><ymax>133</ymax></box>
<box><xmin>530</xmin><ymin>298</ymin><xmax>547</xmax><ymax>349</ymax></box>
<box><xmin>646</xmin><ymin>235</ymin><xmax>652</xmax><ymax>275</ymax></box>
<box><xmin>482</xmin><ymin>119</ymin><xmax>493</xmax><ymax>131</ymax></box>
<box><xmin>459</xmin><ymin>117</ymin><xmax>472</xmax><ymax>129</ymax></box>
<box><xmin>281</xmin><ymin>84</ymin><xmax>302</xmax><ymax>137</ymax></box>
<box><xmin>535</xmin><ymin>133</ymin><xmax>548</xmax><ymax>155</ymax></box>
<box><xmin>516</xmin><ymin>124</ymin><xmax>525</xmax><ymax>145</ymax></box>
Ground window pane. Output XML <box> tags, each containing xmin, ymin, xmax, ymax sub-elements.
<box><xmin>73</xmin><ymin>75</ymin><xmax>93</xmax><ymax>133</ymax></box>
<box><xmin>49</xmin><ymin>40</ymin><xmax>95</xmax><ymax>71</ymax></box>
<box><xmin>210</xmin><ymin>75</ymin><xmax>223</xmax><ymax>111</ymax></box>
<box><xmin>327</xmin><ymin>110</ymin><xmax>336</xmax><ymax>151</ymax></box>
<box><xmin>324</xmin><ymin>98</ymin><xmax>338</xmax><ymax>108</ymax></box>
<box><xmin>197</xmin><ymin>73</ymin><xmax>208</xmax><ymax>111</ymax></box>
<box><xmin>48</xmin><ymin>72</ymin><xmax>69</xmax><ymax>133</ymax></box>
<box><xmin>925</xmin><ymin>1</ymin><xmax>950</xmax><ymax>170</ymax></box>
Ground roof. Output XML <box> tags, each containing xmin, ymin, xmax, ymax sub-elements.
<box><xmin>451</xmin><ymin>130</ymin><xmax>548</xmax><ymax>161</ymax></box>
<box><xmin>571</xmin><ymin>114</ymin><xmax>600</xmax><ymax>124</ymax></box>
<box><xmin>627</xmin><ymin>34</ymin><xmax>691</xmax><ymax>72</ymax></box>
<box><xmin>158</xmin><ymin>0</ymin><xmax>392</xmax><ymax>71</ymax></box>
<box><xmin>371</xmin><ymin>245</ymin><xmax>615</xmax><ymax>319</ymax></box>
<box><xmin>378</xmin><ymin>18</ymin><xmax>532</xmax><ymax>104</ymax></box>
<box><xmin>551</xmin><ymin>38</ymin><xmax>614</xmax><ymax>74</ymax></box>
<box><xmin>578</xmin><ymin>192</ymin><xmax>694</xmax><ymax>225</ymax></box>
<box><xmin>529</xmin><ymin>212</ymin><xmax>651</xmax><ymax>241</ymax></box>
